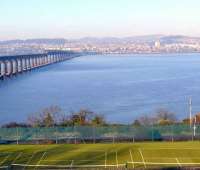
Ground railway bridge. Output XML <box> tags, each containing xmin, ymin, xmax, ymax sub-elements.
<box><xmin>0</xmin><ymin>50</ymin><xmax>79</xmax><ymax>79</ymax></box>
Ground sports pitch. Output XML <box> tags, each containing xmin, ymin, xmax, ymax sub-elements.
<box><xmin>0</xmin><ymin>142</ymin><xmax>200</xmax><ymax>169</ymax></box>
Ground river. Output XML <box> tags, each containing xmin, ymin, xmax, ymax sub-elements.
<box><xmin>1</xmin><ymin>53</ymin><xmax>200</xmax><ymax>124</ymax></box>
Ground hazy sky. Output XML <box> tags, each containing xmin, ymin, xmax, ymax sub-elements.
<box><xmin>0</xmin><ymin>0</ymin><xmax>200</xmax><ymax>40</ymax></box>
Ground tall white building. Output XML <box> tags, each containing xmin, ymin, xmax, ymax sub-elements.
<box><xmin>155</xmin><ymin>40</ymin><xmax>161</xmax><ymax>48</ymax></box>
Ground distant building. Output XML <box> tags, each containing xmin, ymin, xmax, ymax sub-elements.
<box><xmin>154</xmin><ymin>40</ymin><xmax>161</xmax><ymax>48</ymax></box>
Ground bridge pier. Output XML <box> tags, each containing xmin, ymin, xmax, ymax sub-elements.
<box><xmin>22</xmin><ymin>58</ymin><xmax>26</xmax><ymax>71</ymax></box>
<box><xmin>17</xmin><ymin>59</ymin><xmax>22</xmax><ymax>73</ymax></box>
<box><xmin>32</xmin><ymin>57</ymin><xmax>36</xmax><ymax>68</ymax></box>
<box><xmin>26</xmin><ymin>58</ymin><xmax>30</xmax><ymax>70</ymax></box>
<box><xmin>11</xmin><ymin>59</ymin><xmax>18</xmax><ymax>75</ymax></box>
<box><xmin>0</xmin><ymin>61</ymin><xmax>5</xmax><ymax>79</ymax></box>
<box><xmin>5</xmin><ymin>60</ymin><xmax>12</xmax><ymax>77</ymax></box>
<box><xmin>0</xmin><ymin>50</ymin><xmax>79</xmax><ymax>79</ymax></box>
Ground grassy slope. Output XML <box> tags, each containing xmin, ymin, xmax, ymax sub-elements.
<box><xmin>0</xmin><ymin>141</ymin><xmax>200</xmax><ymax>168</ymax></box>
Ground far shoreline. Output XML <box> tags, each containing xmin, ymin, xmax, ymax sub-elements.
<box><xmin>96</xmin><ymin>52</ymin><xmax>200</xmax><ymax>55</ymax></box>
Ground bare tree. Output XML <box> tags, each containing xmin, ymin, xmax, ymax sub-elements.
<box><xmin>28</xmin><ymin>105</ymin><xmax>61</xmax><ymax>127</ymax></box>
<box><xmin>91</xmin><ymin>114</ymin><xmax>106</xmax><ymax>126</ymax></box>
<box><xmin>70</xmin><ymin>109</ymin><xmax>94</xmax><ymax>126</ymax></box>
<box><xmin>155</xmin><ymin>108</ymin><xmax>176</xmax><ymax>125</ymax></box>
<box><xmin>138</xmin><ymin>115</ymin><xmax>156</xmax><ymax>126</ymax></box>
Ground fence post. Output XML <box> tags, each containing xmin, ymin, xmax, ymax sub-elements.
<box><xmin>151</xmin><ymin>125</ymin><xmax>154</xmax><ymax>141</ymax></box>
<box><xmin>36</xmin><ymin>128</ymin><xmax>39</xmax><ymax>144</ymax></box>
<box><xmin>191</xmin><ymin>125</ymin><xmax>194</xmax><ymax>141</ymax></box>
<box><xmin>113</xmin><ymin>126</ymin><xmax>115</xmax><ymax>143</ymax></box>
<box><xmin>113</xmin><ymin>135</ymin><xmax>115</xmax><ymax>143</ymax></box>
<box><xmin>171</xmin><ymin>125</ymin><xmax>174</xmax><ymax>142</ymax></box>
<box><xmin>16</xmin><ymin>127</ymin><xmax>19</xmax><ymax>145</ymax></box>
<box><xmin>74</xmin><ymin>126</ymin><xmax>77</xmax><ymax>144</ymax></box>
<box><xmin>132</xmin><ymin>134</ymin><xmax>135</xmax><ymax>143</ymax></box>
<box><xmin>56</xmin><ymin>127</ymin><xmax>58</xmax><ymax>144</ymax></box>
<box><xmin>131</xmin><ymin>126</ymin><xmax>134</xmax><ymax>143</ymax></box>
<box><xmin>93</xmin><ymin>126</ymin><xmax>96</xmax><ymax>144</ymax></box>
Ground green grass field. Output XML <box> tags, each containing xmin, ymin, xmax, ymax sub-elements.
<box><xmin>1</xmin><ymin>142</ymin><xmax>200</xmax><ymax>169</ymax></box>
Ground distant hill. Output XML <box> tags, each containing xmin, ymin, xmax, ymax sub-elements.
<box><xmin>160</xmin><ymin>35</ymin><xmax>200</xmax><ymax>44</ymax></box>
<box><xmin>0</xmin><ymin>38</ymin><xmax>66</xmax><ymax>45</ymax></box>
<box><xmin>1</xmin><ymin>35</ymin><xmax>200</xmax><ymax>45</ymax></box>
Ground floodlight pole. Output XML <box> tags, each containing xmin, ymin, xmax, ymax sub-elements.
<box><xmin>189</xmin><ymin>97</ymin><xmax>192</xmax><ymax>128</ymax></box>
<box><xmin>193</xmin><ymin>116</ymin><xmax>196</xmax><ymax>138</ymax></box>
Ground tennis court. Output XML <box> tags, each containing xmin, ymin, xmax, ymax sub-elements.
<box><xmin>0</xmin><ymin>142</ymin><xmax>200</xmax><ymax>169</ymax></box>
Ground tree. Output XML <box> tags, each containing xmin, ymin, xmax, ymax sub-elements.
<box><xmin>155</xmin><ymin>108</ymin><xmax>176</xmax><ymax>125</ymax></box>
<box><xmin>28</xmin><ymin>113</ymin><xmax>42</xmax><ymax>127</ymax></box>
<box><xmin>1</xmin><ymin>122</ymin><xmax>30</xmax><ymax>128</ymax></box>
<box><xmin>43</xmin><ymin>112</ymin><xmax>54</xmax><ymax>127</ymax></box>
<box><xmin>59</xmin><ymin>114</ymin><xmax>73</xmax><ymax>126</ymax></box>
<box><xmin>70</xmin><ymin>109</ymin><xmax>94</xmax><ymax>126</ymax></box>
<box><xmin>194</xmin><ymin>113</ymin><xmax>200</xmax><ymax>124</ymax></box>
<box><xmin>42</xmin><ymin>105</ymin><xmax>61</xmax><ymax>124</ymax></box>
<box><xmin>138</xmin><ymin>115</ymin><xmax>156</xmax><ymax>126</ymax></box>
<box><xmin>132</xmin><ymin>119</ymin><xmax>141</xmax><ymax>126</ymax></box>
<box><xmin>182</xmin><ymin>118</ymin><xmax>190</xmax><ymax>125</ymax></box>
<box><xmin>91</xmin><ymin>115</ymin><xmax>106</xmax><ymax>126</ymax></box>
<box><xmin>28</xmin><ymin>105</ymin><xmax>61</xmax><ymax>127</ymax></box>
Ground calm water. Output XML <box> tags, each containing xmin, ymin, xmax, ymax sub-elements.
<box><xmin>1</xmin><ymin>53</ymin><xmax>200</xmax><ymax>124</ymax></box>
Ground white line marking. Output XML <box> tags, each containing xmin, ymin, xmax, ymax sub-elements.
<box><xmin>129</xmin><ymin>149</ymin><xmax>134</xmax><ymax>169</ymax></box>
<box><xmin>0</xmin><ymin>166</ymin><xmax>9</xmax><ymax>169</ymax></box>
<box><xmin>141</xmin><ymin>148</ymin><xmax>200</xmax><ymax>150</ymax></box>
<box><xmin>70</xmin><ymin>160</ymin><xmax>74</xmax><ymax>168</ymax></box>
<box><xmin>61</xmin><ymin>150</ymin><xmax>105</xmax><ymax>153</ymax></box>
<box><xmin>105</xmin><ymin>151</ymin><xmax>107</xmax><ymax>168</ymax></box>
<box><xmin>139</xmin><ymin>148</ymin><xmax>146</xmax><ymax>168</ymax></box>
<box><xmin>43</xmin><ymin>159</ymin><xmax>101</xmax><ymax>162</ymax></box>
<box><xmin>116</xmin><ymin>151</ymin><xmax>118</xmax><ymax>168</ymax></box>
<box><xmin>144</xmin><ymin>157</ymin><xmax>191</xmax><ymax>159</ymax></box>
<box><xmin>0</xmin><ymin>155</ymin><xmax>9</xmax><ymax>166</ymax></box>
<box><xmin>12</xmin><ymin>152</ymin><xmax>22</xmax><ymax>164</ymax></box>
<box><xmin>12</xmin><ymin>163</ymin><xmax>126</xmax><ymax>168</ymax></box>
<box><xmin>35</xmin><ymin>152</ymin><xmax>46</xmax><ymax>170</ymax></box>
<box><xmin>127</xmin><ymin>161</ymin><xmax>200</xmax><ymax>165</ymax></box>
<box><xmin>37</xmin><ymin>152</ymin><xmax>46</xmax><ymax>165</ymax></box>
<box><xmin>176</xmin><ymin>158</ymin><xmax>181</xmax><ymax>168</ymax></box>
<box><xmin>23</xmin><ymin>152</ymin><xmax>36</xmax><ymax>170</ymax></box>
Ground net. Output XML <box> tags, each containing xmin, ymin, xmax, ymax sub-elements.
<box><xmin>0</xmin><ymin>124</ymin><xmax>198</xmax><ymax>143</ymax></box>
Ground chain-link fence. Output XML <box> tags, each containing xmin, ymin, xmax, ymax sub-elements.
<box><xmin>0</xmin><ymin>124</ymin><xmax>199</xmax><ymax>144</ymax></box>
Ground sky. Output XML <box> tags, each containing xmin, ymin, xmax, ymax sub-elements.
<box><xmin>0</xmin><ymin>0</ymin><xmax>200</xmax><ymax>40</ymax></box>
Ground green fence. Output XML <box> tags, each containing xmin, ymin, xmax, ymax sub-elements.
<box><xmin>0</xmin><ymin>124</ymin><xmax>199</xmax><ymax>144</ymax></box>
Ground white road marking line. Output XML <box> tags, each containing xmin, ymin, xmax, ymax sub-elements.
<box><xmin>12</xmin><ymin>152</ymin><xmax>22</xmax><ymax>164</ymax></box>
<box><xmin>105</xmin><ymin>151</ymin><xmax>107</xmax><ymax>168</ymax></box>
<box><xmin>175</xmin><ymin>158</ymin><xmax>181</xmax><ymax>168</ymax></box>
<box><xmin>0</xmin><ymin>155</ymin><xmax>10</xmax><ymax>166</ymax></box>
<box><xmin>139</xmin><ymin>148</ymin><xmax>146</xmax><ymax>168</ymax></box>
<box><xmin>116</xmin><ymin>151</ymin><xmax>118</xmax><ymax>168</ymax></box>
<box><xmin>129</xmin><ymin>149</ymin><xmax>134</xmax><ymax>169</ymax></box>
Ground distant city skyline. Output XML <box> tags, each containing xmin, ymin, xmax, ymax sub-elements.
<box><xmin>0</xmin><ymin>0</ymin><xmax>200</xmax><ymax>40</ymax></box>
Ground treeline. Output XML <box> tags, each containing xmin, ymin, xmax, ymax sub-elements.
<box><xmin>1</xmin><ymin>106</ymin><xmax>200</xmax><ymax>128</ymax></box>
<box><xmin>2</xmin><ymin>106</ymin><xmax>106</xmax><ymax>128</ymax></box>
